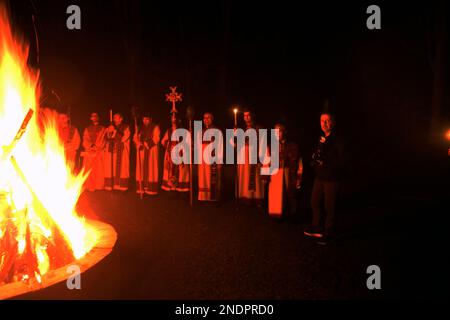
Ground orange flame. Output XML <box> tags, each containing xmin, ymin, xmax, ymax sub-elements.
<box><xmin>0</xmin><ymin>6</ymin><xmax>97</xmax><ymax>283</ymax></box>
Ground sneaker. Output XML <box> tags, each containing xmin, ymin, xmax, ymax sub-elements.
<box><xmin>303</xmin><ymin>226</ymin><xmax>323</xmax><ymax>238</ymax></box>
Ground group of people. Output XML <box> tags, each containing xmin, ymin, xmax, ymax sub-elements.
<box><xmin>57</xmin><ymin>106</ymin><xmax>344</xmax><ymax>245</ymax></box>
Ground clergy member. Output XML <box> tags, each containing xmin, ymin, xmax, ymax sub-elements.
<box><xmin>133</xmin><ymin>114</ymin><xmax>161</xmax><ymax>195</ymax></box>
<box><xmin>161</xmin><ymin>111</ymin><xmax>189</xmax><ymax>192</ymax></box>
<box><xmin>58</xmin><ymin>113</ymin><xmax>80</xmax><ymax>170</ymax></box>
<box><xmin>197</xmin><ymin>112</ymin><xmax>222</xmax><ymax>201</ymax></box>
<box><xmin>104</xmin><ymin>113</ymin><xmax>131</xmax><ymax>191</ymax></box>
<box><xmin>267</xmin><ymin>124</ymin><xmax>303</xmax><ymax>217</ymax></box>
<box><xmin>82</xmin><ymin>112</ymin><xmax>106</xmax><ymax>191</ymax></box>
<box><xmin>236</xmin><ymin>109</ymin><xmax>265</xmax><ymax>204</ymax></box>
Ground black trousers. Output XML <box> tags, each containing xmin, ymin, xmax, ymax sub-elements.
<box><xmin>311</xmin><ymin>178</ymin><xmax>339</xmax><ymax>233</ymax></box>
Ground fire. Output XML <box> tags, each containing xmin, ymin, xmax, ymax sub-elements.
<box><xmin>0</xmin><ymin>6</ymin><xmax>97</xmax><ymax>285</ymax></box>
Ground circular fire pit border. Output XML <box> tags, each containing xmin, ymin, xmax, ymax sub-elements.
<box><xmin>0</xmin><ymin>219</ymin><xmax>117</xmax><ymax>300</ymax></box>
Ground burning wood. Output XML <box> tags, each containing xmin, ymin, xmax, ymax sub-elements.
<box><xmin>1</xmin><ymin>108</ymin><xmax>33</xmax><ymax>160</ymax></box>
<box><xmin>0</xmin><ymin>110</ymin><xmax>73</xmax><ymax>285</ymax></box>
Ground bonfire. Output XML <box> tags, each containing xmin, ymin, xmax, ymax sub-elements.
<box><xmin>0</xmin><ymin>6</ymin><xmax>115</xmax><ymax>298</ymax></box>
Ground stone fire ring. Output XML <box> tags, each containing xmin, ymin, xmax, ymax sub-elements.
<box><xmin>0</xmin><ymin>219</ymin><xmax>117</xmax><ymax>299</ymax></box>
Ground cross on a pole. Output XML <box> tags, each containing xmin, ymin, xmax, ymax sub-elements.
<box><xmin>165</xmin><ymin>86</ymin><xmax>182</xmax><ymax>114</ymax></box>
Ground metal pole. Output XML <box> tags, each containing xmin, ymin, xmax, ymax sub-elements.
<box><xmin>109</xmin><ymin>110</ymin><xmax>114</xmax><ymax>191</ymax></box>
<box><xmin>233</xmin><ymin>108</ymin><xmax>239</xmax><ymax>206</ymax></box>
<box><xmin>189</xmin><ymin>118</ymin><xmax>194</xmax><ymax>207</ymax></box>
<box><xmin>134</xmin><ymin>116</ymin><xmax>143</xmax><ymax>199</ymax></box>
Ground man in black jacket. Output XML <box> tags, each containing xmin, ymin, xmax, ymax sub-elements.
<box><xmin>304</xmin><ymin>112</ymin><xmax>344</xmax><ymax>245</ymax></box>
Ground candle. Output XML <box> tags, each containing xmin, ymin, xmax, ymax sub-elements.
<box><xmin>109</xmin><ymin>109</ymin><xmax>113</xmax><ymax>123</ymax></box>
<box><xmin>233</xmin><ymin>108</ymin><xmax>238</xmax><ymax>128</ymax></box>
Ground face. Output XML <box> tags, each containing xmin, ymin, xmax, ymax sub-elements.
<box><xmin>113</xmin><ymin>114</ymin><xmax>122</xmax><ymax>126</ymax></box>
<box><xmin>90</xmin><ymin>113</ymin><xmax>99</xmax><ymax>124</ymax></box>
<box><xmin>320</xmin><ymin>114</ymin><xmax>334</xmax><ymax>134</ymax></box>
<box><xmin>203</xmin><ymin>113</ymin><xmax>213</xmax><ymax>128</ymax></box>
<box><xmin>58</xmin><ymin>114</ymin><xmax>69</xmax><ymax>127</ymax></box>
<box><xmin>243</xmin><ymin>112</ymin><xmax>252</xmax><ymax>125</ymax></box>
<box><xmin>142</xmin><ymin>117</ymin><xmax>151</xmax><ymax>126</ymax></box>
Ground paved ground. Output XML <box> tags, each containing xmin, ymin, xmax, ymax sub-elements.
<box><xmin>15</xmin><ymin>171</ymin><xmax>447</xmax><ymax>300</ymax></box>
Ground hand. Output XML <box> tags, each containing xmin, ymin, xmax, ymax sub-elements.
<box><xmin>296</xmin><ymin>177</ymin><xmax>302</xmax><ymax>189</ymax></box>
<box><xmin>107</xmin><ymin>125</ymin><xmax>116</xmax><ymax>136</ymax></box>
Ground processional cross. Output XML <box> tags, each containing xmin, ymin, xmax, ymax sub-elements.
<box><xmin>165</xmin><ymin>86</ymin><xmax>182</xmax><ymax>113</ymax></box>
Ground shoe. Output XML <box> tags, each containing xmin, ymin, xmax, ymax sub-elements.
<box><xmin>316</xmin><ymin>232</ymin><xmax>335</xmax><ymax>245</ymax></box>
<box><xmin>303</xmin><ymin>226</ymin><xmax>323</xmax><ymax>238</ymax></box>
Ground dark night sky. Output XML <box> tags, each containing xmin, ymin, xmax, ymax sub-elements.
<box><xmin>4</xmin><ymin>0</ymin><xmax>450</xmax><ymax>186</ymax></box>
